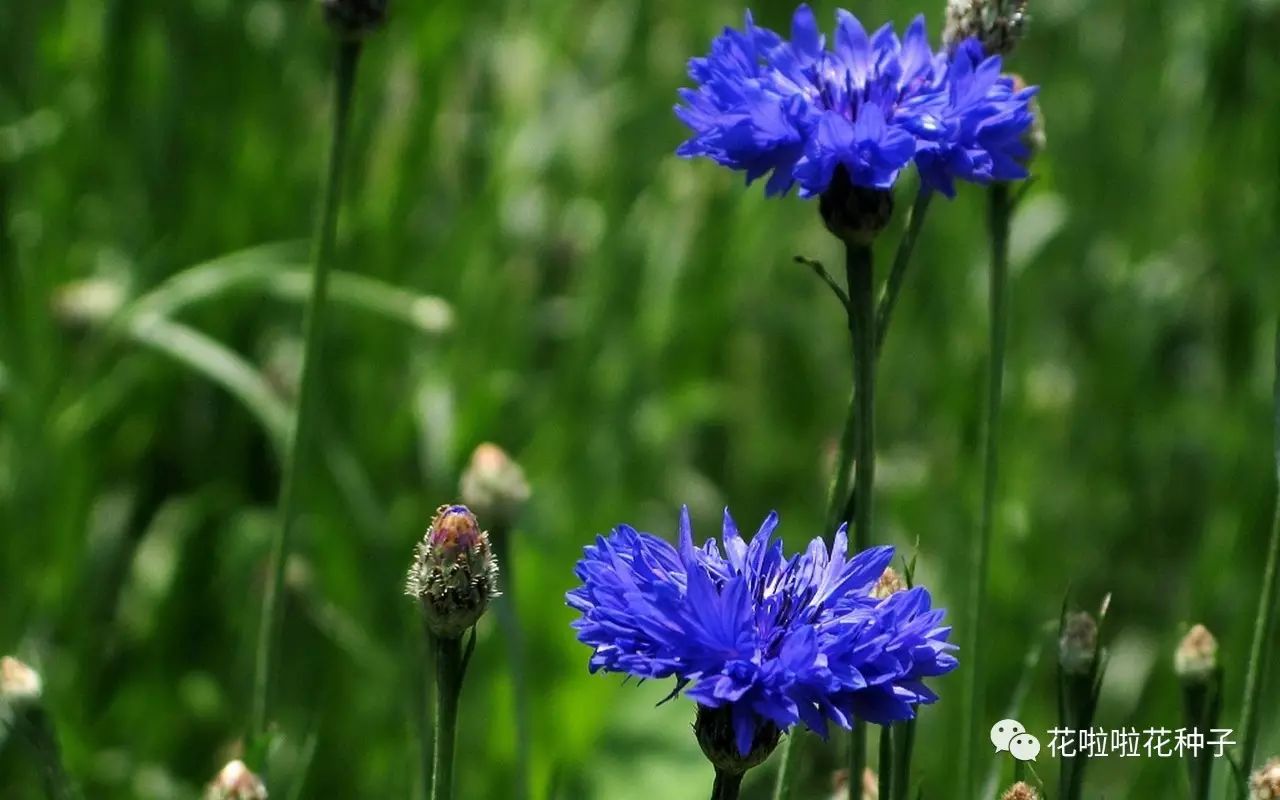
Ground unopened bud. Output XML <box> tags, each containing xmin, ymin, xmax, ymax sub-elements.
<box><xmin>1001</xmin><ymin>781</ymin><xmax>1040</xmax><ymax>800</ymax></box>
<box><xmin>322</xmin><ymin>0</ymin><xmax>387</xmax><ymax>40</ymax></box>
<box><xmin>205</xmin><ymin>759</ymin><xmax>268</xmax><ymax>800</ymax></box>
<box><xmin>1252</xmin><ymin>757</ymin><xmax>1280</xmax><ymax>800</ymax></box>
<box><xmin>1059</xmin><ymin>611</ymin><xmax>1098</xmax><ymax>676</ymax></box>
<box><xmin>405</xmin><ymin>504</ymin><xmax>500</xmax><ymax>638</ymax></box>
<box><xmin>1174</xmin><ymin>624</ymin><xmax>1218</xmax><ymax>683</ymax></box>
<box><xmin>0</xmin><ymin>656</ymin><xmax>42</xmax><ymax>704</ymax></box>
<box><xmin>942</xmin><ymin>0</ymin><xmax>1029</xmax><ymax>56</ymax></box>
<box><xmin>459</xmin><ymin>443</ymin><xmax>531</xmax><ymax>532</ymax></box>
<box><xmin>871</xmin><ymin>567</ymin><xmax>907</xmax><ymax>600</ymax></box>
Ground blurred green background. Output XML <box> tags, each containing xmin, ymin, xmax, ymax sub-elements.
<box><xmin>2</xmin><ymin>0</ymin><xmax>1279</xmax><ymax>797</ymax></box>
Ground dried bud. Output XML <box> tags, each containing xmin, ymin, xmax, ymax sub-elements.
<box><xmin>1000</xmin><ymin>781</ymin><xmax>1040</xmax><ymax>800</ymax></box>
<box><xmin>321</xmin><ymin>0</ymin><xmax>387</xmax><ymax>40</ymax></box>
<box><xmin>871</xmin><ymin>567</ymin><xmax>907</xmax><ymax>600</ymax></box>
<box><xmin>1059</xmin><ymin>611</ymin><xmax>1098</xmax><ymax>676</ymax></box>
<box><xmin>828</xmin><ymin>767</ymin><xmax>878</xmax><ymax>800</ymax></box>
<box><xmin>405</xmin><ymin>504</ymin><xmax>500</xmax><ymax>638</ymax></box>
<box><xmin>819</xmin><ymin>167</ymin><xmax>894</xmax><ymax>246</ymax></box>
<box><xmin>1253</xmin><ymin>757</ymin><xmax>1280</xmax><ymax>800</ymax></box>
<box><xmin>1174</xmin><ymin>624</ymin><xmax>1219</xmax><ymax>683</ymax></box>
<box><xmin>694</xmin><ymin>704</ymin><xmax>780</xmax><ymax>776</ymax></box>
<box><xmin>942</xmin><ymin>0</ymin><xmax>1029</xmax><ymax>56</ymax></box>
<box><xmin>459</xmin><ymin>443</ymin><xmax>531</xmax><ymax>532</ymax></box>
<box><xmin>0</xmin><ymin>656</ymin><xmax>43</xmax><ymax>704</ymax></box>
<box><xmin>205</xmin><ymin>760</ymin><xmax>268</xmax><ymax>800</ymax></box>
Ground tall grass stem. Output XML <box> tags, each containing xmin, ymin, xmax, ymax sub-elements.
<box><xmin>251</xmin><ymin>39</ymin><xmax>363</xmax><ymax>741</ymax></box>
<box><xmin>1237</xmin><ymin>319</ymin><xmax>1280</xmax><ymax>792</ymax></box>
<box><xmin>959</xmin><ymin>181</ymin><xmax>1012</xmax><ymax>795</ymax></box>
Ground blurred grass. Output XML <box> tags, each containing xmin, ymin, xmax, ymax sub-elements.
<box><xmin>1</xmin><ymin>0</ymin><xmax>1279</xmax><ymax>797</ymax></box>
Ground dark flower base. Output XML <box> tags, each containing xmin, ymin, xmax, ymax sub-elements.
<box><xmin>695</xmin><ymin>704</ymin><xmax>781</xmax><ymax>776</ymax></box>
<box><xmin>323</xmin><ymin>0</ymin><xmax>388</xmax><ymax>38</ymax></box>
<box><xmin>819</xmin><ymin>166</ymin><xmax>894</xmax><ymax>246</ymax></box>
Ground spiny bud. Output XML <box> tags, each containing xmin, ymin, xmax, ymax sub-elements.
<box><xmin>458</xmin><ymin>443</ymin><xmax>531</xmax><ymax>532</ymax></box>
<box><xmin>694</xmin><ymin>704</ymin><xmax>780</xmax><ymax>776</ymax></box>
<box><xmin>819</xmin><ymin>167</ymin><xmax>894</xmax><ymax>246</ymax></box>
<box><xmin>1174</xmin><ymin>624</ymin><xmax>1219</xmax><ymax>683</ymax></box>
<box><xmin>1059</xmin><ymin>611</ymin><xmax>1098</xmax><ymax>676</ymax></box>
<box><xmin>0</xmin><ymin>656</ymin><xmax>42</xmax><ymax>704</ymax></box>
<box><xmin>405</xmin><ymin>504</ymin><xmax>500</xmax><ymax>638</ymax></box>
<box><xmin>872</xmin><ymin>567</ymin><xmax>907</xmax><ymax>600</ymax></box>
<box><xmin>1000</xmin><ymin>781</ymin><xmax>1040</xmax><ymax>800</ymax></box>
<box><xmin>942</xmin><ymin>0</ymin><xmax>1029</xmax><ymax>57</ymax></box>
<box><xmin>205</xmin><ymin>759</ymin><xmax>268</xmax><ymax>800</ymax></box>
<box><xmin>1252</xmin><ymin>757</ymin><xmax>1280</xmax><ymax>800</ymax></box>
<box><xmin>321</xmin><ymin>0</ymin><xmax>387</xmax><ymax>40</ymax></box>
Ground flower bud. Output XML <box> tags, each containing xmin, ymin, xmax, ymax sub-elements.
<box><xmin>0</xmin><ymin>656</ymin><xmax>42</xmax><ymax>704</ymax></box>
<box><xmin>405</xmin><ymin>504</ymin><xmax>500</xmax><ymax>638</ymax></box>
<box><xmin>321</xmin><ymin>0</ymin><xmax>387</xmax><ymax>40</ymax></box>
<box><xmin>1174</xmin><ymin>624</ymin><xmax>1218</xmax><ymax>683</ymax></box>
<box><xmin>694</xmin><ymin>704</ymin><xmax>780</xmax><ymax>776</ymax></box>
<box><xmin>828</xmin><ymin>767</ymin><xmax>879</xmax><ymax>800</ymax></box>
<box><xmin>1252</xmin><ymin>757</ymin><xmax>1280</xmax><ymax>800</ymax></box>
<box><xmin>205</xmin><ymin>760</ymin><xmax>268</xmax><ymax>800</ymax></box>
<box><xmin>1058</xmin><ymin>611</ymin><xmax>1098</xmax><ymax>676</ymax></box>
<box><xmin>458</xmin><ymin>443</ymin><xmax>531</xmax><ymax>532</ymax></box>
<box><xmin>871</xmin><ymin>567</ymin><xmax>907</xmax><ymax>600</ymax></box>
<box><xmin>1001</xmin><ymin>781</ymin><xmax>1040</xmax><ymax>800</ymax></box>
<box><xmin>819</xmin><ymin>167</ymin><xmax>894</xmax><ymax>246</ymax></box>
<box><xmin>942</xmin><ymin>0</ymin><xmax>1029</xmax><ymax>57</ymax></box>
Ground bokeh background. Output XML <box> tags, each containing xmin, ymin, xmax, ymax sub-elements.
<box><xmin>2</xmin><ymin>0</ymin><xmax>1279</xmax><ymax>797</ymax></box>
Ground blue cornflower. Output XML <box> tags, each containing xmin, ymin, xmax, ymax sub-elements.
<box><xmin>566</xmin><ymin>508</ymin><xmax>957</xmax><ymax>758</ymax></box>
<box><xmin>675</xmin><ymin>4</ymin><xmax>1037</xmax><ymax>200</ymax></box>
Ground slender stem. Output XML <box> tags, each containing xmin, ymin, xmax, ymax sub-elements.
<box><xmin>875</xmin><ymin>186</ymin><xmax>933</xmax><ymax>357</ymax></box>
<box><xmin>711</xmin><ymin>769</ymin><xmax>744</xmax><ymax>800</ymax></box>
<box><xmin>251</xmin><ymin>40</ymin><xmax>363</xmax><ymax>741</ymax></box>
<box><xmin>1238</xmin><ymin>319</ymin><xmax>1280</xmax><ymax>793</ymax></box>
<box><xmin>492</xmin><ymin>528</ymin><xmax>530</xmax><ymax>800</ymax></box>
<box><xmin>847</xmin><ymin>241</ymin><xmax>875</xmax><ymax>800</ymax></box>
<box><xmin>891</xmin><ymin>719</ymin><xmax>915</xmax><ymax>800</ymax></box>
<box><xmin>18</xmin><ymin>706</ymin><xmax>78</xmax><ymax>800</ymax></box>
<box><xmin>431</xmin><ymin>634</ymin><xmax>464</xmax><ymax>800</ymax></box>
<box><xmin>959</xmin><ymin>182</ymin><xmax>1012</xmax><ymax>797</ymax></box>
<box><xmin>878</xmin><ymin>725</ymin><xmax>893</xmax><ymax>800</ymax></box>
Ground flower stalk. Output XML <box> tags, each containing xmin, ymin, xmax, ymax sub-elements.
<box><xmin>875</xmin><ymin>186</ymin><xmax>933</xmax><ymax>354</ymax></box>
<box><xmin>3</xmin><ymin>657</ymin><xmax>77</xmax><ymax>800</ymax></box>
<box><xmin>959</xmin><ymin>180</ymin><xmax>1013</xmax><ymax>794</ymax></box>
<box><xmin>1238</xmin><ymin>320</ymin><xmax>1280</xmax><ymax>793</ymax></box>
<box><xmin>251</xmin><ymin>38</ymin><xmax>363</xmax><ymax>742</ymax></box>
<box><xmin>430</xmin><ymin>631</ymin><xmax>472</xmax><ymax>800</ymax></box>
<box><xmin>1175</xmin><ymin>625</ymin><xmax>1222</xmax><ymax>800</ymax></box>
<box><xmin>711</xmin><ymin>770</ymin><xmax>744</xmax><ymax>800</ymax></box>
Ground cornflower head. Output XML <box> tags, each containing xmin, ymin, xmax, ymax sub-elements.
<box><xmin>675</xmin><ymin>4</ymin><xmax>1038</xmax><ymax>207</ymax></box>
<box><xmin>566</xmin><ymin>508</ymin><xmax>957</xmax><ymax>768</ymax></box>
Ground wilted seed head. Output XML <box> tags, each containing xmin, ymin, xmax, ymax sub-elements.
<box><xmin>405</xmin><ymin>504</ymin><xmax>500</xmax><ymax>638</ymax></box>
<box><xmin>205</xmin><ymin>759</ymin><xmax>268</xmax><ymax>800</ymax></box>
<box><xmin>321</xmin><ymin>0</ymin><xmax>387</xmax><ymax>40</ymax></box>
<box><xmin>694</xmin><ymin>704</ymin><xmax>780</xmax><ymax>776</ymax></box>
<box><xmin>1174</xmin><ymin>624</ymin><xmax>1219</xmax><ymax>683</ymax></box>
<box><xmin>459</xmin><ymin>443</ymin><xmax>531</xmax><ymax>532</ymax></box>
<box><xmin>1059</xmin><ymin>611</ymin><xmax>1099</xmax><ymax>676</ymax></box>
<box><xmin>1001</xmin><ymin>781</ymin><xmax>1040</xmax><ymax>800</ymax></box>
<box><xmin>943</xmin><ymin>0</ymin><xmax>1029</xmax><ymax>56</ymax></box>
<box><xmin>0</xmin><ymin>656</ymin><xmax>42</xmax><ymax>704</ymax></box>
<box><xmin>872</xmin><ymin>567</ymin><xmax>907</xmax><ymax>600</ymax></box>
<box><xmin>1253</xmin><ymin>758</ymin><xmax>1280</xmax><ymax>800</ymax></box>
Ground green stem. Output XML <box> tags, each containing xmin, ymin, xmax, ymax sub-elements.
<box><xmin>431</xmin><ymin>634</ymin><xmax>464</xmax><ymax>800</ymax></box>
<box><xmin>875</xmin><ymin>187</ymin><xmax>933</xmax><ymax>357</ymax></box>
<box><xmin>847</xmin><ymin>241</ymin><xmax>875</xmax><ymax>800</ymax></box>
<box><xmin>959</xmin><ymin>182</ymin><xmax>1012</xmax><ymax>797</ymax></box>
<box><xmin>892</xmin><ymin>719</ymin><xmax>916</xmax><ymax>800</ymax></box>
<box><xmin>492</xmin><ymin>528</ymin><xmax>530</xmax><ymax>800</ymax></box>
<box><xmin>878</xmin><ymin>725</ymin><xmax>893</xmax><ymax>800</ymax></box>
<box><xmin>1238</xmin><ymin>319</ymin><xmax>1280</xmax><ymax>794</ymax></box>
<box><xmin>251</xmin><ymin>40</ymin><xmax>363</xmax><ymax>741</ymax></box>
<box><xmin>18</xmin><ymin>706</ymin><xmax>78</xmax><ymax>800</ymax></box>
<box><xmin>711</xmin><ymin>769</ymin><xmax>744</xmax><ymax>800</ymax></box>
